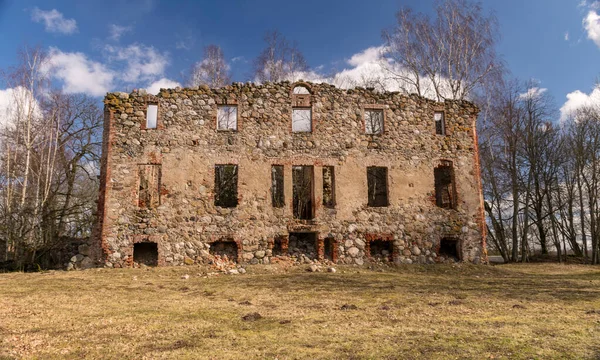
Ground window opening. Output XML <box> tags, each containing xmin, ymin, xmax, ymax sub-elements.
<box><xmin>434</xmin><ymin>111</ymin><xmax>445</xmax><ymax>135</ymax></box>
<box><xmin>133</xmin><ymin>242</ymin><xmax>158</xmax><ymax>266</ymax></box>
<box><xmin>217</xmin><ymin>105</ymin><xmax>238</xmax><ymax>131</ymax></box>
<box><xmin>434</xmin><ymin>162</ymin><xmax>456</xmax><ymax>209</ymax></box>
<box><xmin>322</xmin><ymin>166</ymin><xmax>335</xmax><ymax>208</ymax></box>
<box><xmin>214</xmin><ymin>164</ymin><xmax>238</xmax><ymax>208</ymax></box>
<box><xmin>271</xmin><ymin>165</ymin><xmax>284</xmax><ymax>208</ymax></box>
<box><xmin>367</xmin><ymin>167</ymin><xmax>389</xmax><ymax>207</ymax></box>
<box><xmin>146</xmin><ymin>104</ymin><xmax>158</xmax><ymax>129</ymax></box>
<box><xmin>209</xmin><ymin>239</ymin><xmax>238</xmax><ymax>263</ymax></box>
<box><xmin>138</xmin><ymin>165</ymin><xmax>161</xmax><ymax>208</ymax></box>
<box><xmin>288</xmin><ymin>232</ymin><xmax>317</xmax><ymax>259</ymax></box>
<box><xmin>293</xmin><ymin>166</ymin><xmax>314</xmax><ymax>219</ymax></box>
<box><xmin>365</xmin><ymin>109</ymin><xmax>384</xmax><ymax>134</ymax></box>
<box><xmin>292</xmin><ymin>108</ymin><xmax>312</xmax><ymax>132</ymax></box>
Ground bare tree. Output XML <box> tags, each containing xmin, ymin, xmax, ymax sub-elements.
<box><xmin>253</xmin><ymin>30</ymin><xmax>309</xmax><ymax>83</ymax></box>
<box><xmin>567</xmin><ymin>104</ymin><xmax>600</xmax><ymax>264</ymax></box>
<box><xmin>0</xmin><ymin>46</ymin><xmax>50</xmax><ymax>263</ymax></box>
<box><xmin>188</xmin><ymin>45</ymin><xmax>231</xmax><ymax>88</ymax></box>
<box><xmin>0</xmin><ymin>46</ymin><xmax>102</xmax><ymax>267</ymax></box>
<box><xmin>382</xmin><ymin>0</ymin><xmax>501</xmax><ymax>101</ymax></box>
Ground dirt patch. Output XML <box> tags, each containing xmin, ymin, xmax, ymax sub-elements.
<box><xmin>241</xmin><ymin>312</ymin><xmax>262</xmax><ymax>321</ymax></box>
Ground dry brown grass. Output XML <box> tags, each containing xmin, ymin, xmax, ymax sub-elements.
<box><xmin>0</xmin><ymin>263</ymin><xmax>599</xmax><ymax>359</ymax></box>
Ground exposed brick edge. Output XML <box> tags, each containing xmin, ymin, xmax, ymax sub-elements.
<box><xmin>95</xmin><ymin>108</ymin><xmax>115</xmax><ymax>265</ymax></box>
<box><xmin>471</xmin><ymin>115</ymin><xmax>488</xmax><ymax>264</ymax></box>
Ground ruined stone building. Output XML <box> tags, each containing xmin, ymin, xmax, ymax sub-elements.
<box><xmin>94</xmin><ymin>81</ymin><xmax>486</xmax><ymax>268</ymax></box>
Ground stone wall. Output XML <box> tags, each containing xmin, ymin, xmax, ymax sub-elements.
<box><xmin>95</xmin><ymin>81</ymin><xmax>486</xmax><ymax>268</ymax></box>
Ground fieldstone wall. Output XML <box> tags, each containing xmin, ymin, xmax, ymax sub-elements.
<box><xmin>94</xmin><ymin>81</ymin><xmax>487</xmax><ymax>268</ymax></box>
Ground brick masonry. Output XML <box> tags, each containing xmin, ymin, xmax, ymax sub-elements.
<box><xmin>93</xmin><ymin>81</ymin><xmax>487</xmax><ymax>267</ymax></box>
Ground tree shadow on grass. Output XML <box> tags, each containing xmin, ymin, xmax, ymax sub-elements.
<box><xmin>220</xmin><ymin>268</ymin><xmax>600</xmax><ymax>305</ymax></box>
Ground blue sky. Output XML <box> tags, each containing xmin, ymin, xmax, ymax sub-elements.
<box><xmin>0</xmin><ymin>0</ymin><xmax>599</xmax><ymax>119</ymax></box>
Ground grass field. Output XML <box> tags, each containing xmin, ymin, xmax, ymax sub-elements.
<box><xmin>1</xmin><ymin>263</ymin><xmax>599</xmax><ymax>359</ymax></box>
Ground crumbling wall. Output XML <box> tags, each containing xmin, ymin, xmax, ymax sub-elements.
<box><xmin>96</xmin><ymin>81</ymin><xmax>486</xmax><ymax>267</ymax></box>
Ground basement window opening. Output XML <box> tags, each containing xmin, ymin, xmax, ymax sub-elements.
<box><xmin>367</xmin><ymin>166</ymin><xmax>389</xmax><ymax>207</ymax></box>
<box><xmin>293</xmin><ymin>165</ymin><xmax>314</xmax><ymax>219</ymax></box>
<box><xmin>209</xmin><ymin>239</ymin><xmax>238</xmax><ymax>263</ymax></box>
<box><xmin>288</xmin><ymin>232</ymin><xmax>318</xmax><ymax>260</ymax></box>
<box><xmin>214</xmin><ymin>164</ymin><xmax>238</xmax><ymax>208</ymax></box>
<box><xmin>439</xmin><ymin>238</ymin><xmax>459</xmax><ymax>260</ymax></box>
<box><xmin>133</xmin><ymin>242</ymin><xmax>158</xmax><ymax>266</ymax></box>
<box><xmin>146</xmin><ymin>104</ymin><xmax>158</xmax><ymax>129</ymax></box>
<box><xmin>369</xmin><ymin>239</ymin><xmax>393</xmax><ymax>262</ymax></box>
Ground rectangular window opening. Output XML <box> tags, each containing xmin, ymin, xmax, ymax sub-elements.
<box><xmin>133</xmin><ymin>242</ymin><xmax>158</xmax><ymax>266</ymax></box>
<box><xmin>434</xmin><ymin>111</ymin><xmax>445</xmax><ymax>135</ymax></box>
<box><xmin>146</xmin><ymin>104</ymin><xmax>158</xmax><ymax>129</ymax></box>
<box><xmin>439</xmin><ymin>238</ymin><xmax>460</xmax><ymax>260</ymax></box>
<box><xmin>369</xmin><ymin>239</ymin><xmax>393</xmax><ymax>262</ymax></box>
<box><xmin>367</xmin><ymin>166</ymin><xmax>389</xmax><ymax>207</ymax></box>
<box><xmin>209</xmin><ymin>239</ymin><xmax>238</xmax><ymax>263</ymax></box>
<box><xmin>288</xmin><ymin>232</ymin><xmax>317</xmax><ymax>259</ymax></box>
<box><xmin>292</xmin><ymin>108</ymin><xmax>312</xmax><ymax>132</ymax></box>
<box><xmin>434</xmin><ymin>163</ymin><xmax>456</xmax><ymax>209</ymax></box>
<box><xmin>138</xmin><ymin>164</ymin><xmax>161</xmax><ymax>208</ymax></box>
<box><xmin>271</xmin><ymin>165</ymin><xmax>284</xmax><ymax>208</ymax></box>
<box><xmin>217</xmin><ymin>105</ymin><xmax>238</xmax><ymax>131</ymax></box>
<box><xmin>322</xmin><ymin>166</ymin><xmax>335</xmax><ymax>208</ymax></box>
<box><xmin>214</xmin><ymin>164</ymin><xmax>238</xmax><ymax>208</ymax></box>
<box><xmin>365</xmin><ymin>109</ymin><xmax>384</xmax><ymax>134</ymax></box>
<box><xmin>293</xmin><ymin>166</ymin><xmax>314</xmax><ymax>219</ymax></box>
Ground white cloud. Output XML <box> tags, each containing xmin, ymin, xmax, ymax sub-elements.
<box><xmin>347</xmin><ymin>46</ymin><xmax>385</xmax><ymax>67</ymax></box>
<box><xmin>579</xmin><ymin>1</ymin><xmax>600</xmax><ymax>9</ymax></box>
<box><xmin>560</xmin><ymin>86</ymin><xmax>600</xmax><ymax>120</ymax></box>
<box><xmin>519</xmin><ymin>87</ymin><xmax>548</xmax><ymax>99</ymax></box>
<box><xmin>565</xmin><ymin>31</ymin><xmax>570</xmax><ymax>41</ymax></box>
<box><xmin>0</xmin><ymin>88</ymin><xmax>17</xmax><ymax>129</ymax></box>
<box><xmin>109</xmin><ymin>24</ymin><xmax>132</xmax><ymax>41</ymax></box>
<box><xmin>39</xmin><ymin>43</ymin><xmax>171</xmax><ymax>97</ymax></box>
<box><xmin>584</xmin><ymin>10</ymin><xmax>600</xmax><ymax>48</ymax></box>
<box><xmin>253</xmin><ymin>45</ymin><xmax>446</xmax><ymax>100</ymax></box>
<box><xmin>146</xmin><ymin>78</ymin><xmax>181</xmax><ymax>95</ymax></box>
<box><xmin>105</xmin><ymin>44</ymin><xmax>169</xmax><ymax>83</ymax></box>
<box><xmin>30</xmin><ymin>8</ymin><xmax>77</xmax><ymax>34</ymax></box>
<box><xmin>47</xmin><ymin>48</ymin><xmax>115</xmax><ymax>96</ymax></box>
<box><xmin>258</xmin><ymin>46</ymin><xmax>387</xmax><ymax>87</ymax></box>
<box><xmin>286</xmin><ymin>46</ymin><xmax>444</xmax><ymax>99</ymax></box>
<box><xmin>0</xmin><ymin>86</ymin><xmax>42</xmax><ymax>130</ymax></box>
